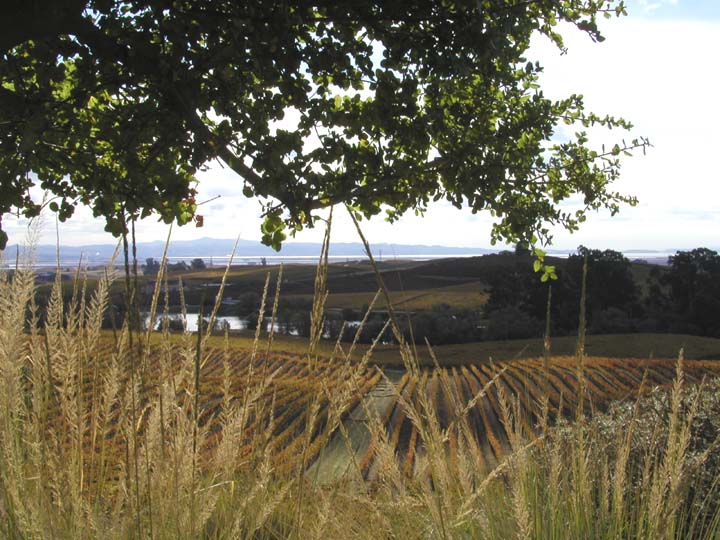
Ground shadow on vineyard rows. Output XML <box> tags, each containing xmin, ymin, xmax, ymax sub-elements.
<box><xmin>58</xmin><ymin>341</ymin><xmax>720</xmax><ymax>484</ymax></box>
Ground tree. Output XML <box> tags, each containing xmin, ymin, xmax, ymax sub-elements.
<box><xmin>484</xmin><ymin>246</ymin><xmax>640</xmax><ymax>335</ymax></box>
<box><xmin>485</xmin><ymin>306</ymin><xmax>543</xmax><ymax>341</ymax></box>
<box><xmin>567</xmin><ymin>246</ymin><xmax>637</xmax><ymax>312</ymax></box>
<box><xmin>651</xmin><ymin>248</ymin><xmax>720</xmax><ymax>337</ymax></box>
<box><xmin>235</xmin><ymin>292</ymin><xmax>260</xmax><ymax>317</ymax></box>
<box><xmin>514</xmin><ymin>243</ymin><xmax>531</xmax><ymax>258</ymax></box>
<box><xmin>0</xmin><ymin>0</ymin><xmax>647</xmax><ymax>250</ymax></box>
<box><xmin>532</xmin><ymin>246</ymin><xmax>638</xmax><ymax>333</ymax></box>
<box><xmin>190</xmin><ymin>258</ymin><xmax>206</xmax><ymax>271</ymax></box>
<box><xmin>168</xmin><ymin>260</ymin><xmax>189</xmax><ymax>272</ymax></box>
<box><xmin>142</xmin><ymin>257</ymin><xmax>160</xmax><ymax>276</ymax></box>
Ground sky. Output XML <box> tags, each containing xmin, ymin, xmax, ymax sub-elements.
<box><xmin>4</xmin><ymin>0</ymin><xmax>720</xmax><ymax>252</ymax></box>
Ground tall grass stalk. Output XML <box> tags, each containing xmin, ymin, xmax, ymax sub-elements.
<box><xmin>347</xmin><ymin>206</ymin><xmax>419</xmax><ymax>375</ymax></box>
<box><xmin>293</xmin><ymin>208</ymin><xmax>332</xmax><ymax>537</ymax></box>
<box><xmin>542</xmin><ymin>284</ymin><xmax>552</xmax><ymax>396</ymax></box>
<box><xmin>0</xmin><ymin>221</ymin><xmax>719</xmax><ymax>538</ymax></box>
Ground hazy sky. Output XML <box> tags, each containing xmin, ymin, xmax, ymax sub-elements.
<box><xmin>5</xmin><ymin>0</ymin><xmax>719</xmax><ymax>251</ymax></box>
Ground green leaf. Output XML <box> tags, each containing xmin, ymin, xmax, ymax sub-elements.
<box><xmin>0</xmin><ymin>1</ymin><xmax>644</xmax><ymax>251</ymax></box>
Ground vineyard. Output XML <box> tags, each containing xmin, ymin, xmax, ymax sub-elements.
<box><xmin>40</xmin><ymin>341</ymin><xmax>381</xmax><ymax>485</ymax></box>
<box><xmin>44</xmin><ymin>340</ymin><xmax>720</xmax><ymax>485</ymax></box>
<box><xmin>311</xmin><ymin>355</ymin><xmax>720</xmax><ymax>481</ymax></box>
<box><xmin>5</xmin><ymin>260</ymin><xmax>720</xmax><ymax>537</ymax></box>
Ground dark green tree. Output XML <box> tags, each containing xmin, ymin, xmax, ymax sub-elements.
<box><xmin>190</xmin><ymin>258</ymin><xmax>206</xmax><ymax>271</ymax></box>
<box><xmin>651</xmin><ymin>248</ymin><xmax>720</xmax><ymax>337</ymax></box>
<box><xmin>568</xmin><ymin>246</ymin><xmax>637</xmax><ymax>312</ymax></box>
<box><xmin>514</xmin><ymin>243</ymin><xmax>532</xmax><ymax>258</ymax></box>
<box><xmin>542</xmin><ymin>246</ymin><xmax>639</xmax><ymax>333</ymax></box>
<box><xmin>485</xmin><ymin>246</ymin><xmax>640</xmax><ymax>335</ymax></box>
<box><xmin>142</xmin><ymin>257</ymin><xmax>160</xmax><ymax>276</ymax></box>
<box><xmin>168</xmin><ymin>260</ymin><xmax>189</xmax><ymax>272</ymax></box>
<box><xmin>235</xmin><ymin>292</ymin><xmax>261</xmax><ymax>317</ymax></box>
<box><xmin>1</xmin><ymin>0</ymin><xmax>646</xmax><ymax>251</ymax></box>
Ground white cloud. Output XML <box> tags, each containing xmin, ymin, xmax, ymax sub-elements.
<box><xmin>526</xmin><ymin>16</ymin><xmax>720</xmax><ymax>250</ymax></box>
<box><xmin>637</xmin><ymin>1</ymin><xmax>662</xmax><ymax>14</ymax></box>
<box><xmin>634</xmin><ymin>0</ymin><xmax>681</xmax><ymax>14</ymax></box>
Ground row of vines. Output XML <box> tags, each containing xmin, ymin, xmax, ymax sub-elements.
<box><xmin>40</xmin><ymin>339</ymin><xmax>720</xmax><ymax>484</ymax></box>
<box><xmin>349</xmin><ymin>356</ymin><xmax>720</xmax><ymax>479</ymax></box>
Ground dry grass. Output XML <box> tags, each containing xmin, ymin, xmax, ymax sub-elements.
<box><xmin>1</xmin><ymin>226</ymin><xmax>719</xmax><ymax>539</ymax></box>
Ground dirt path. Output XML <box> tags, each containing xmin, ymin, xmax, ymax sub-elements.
<box><xmin>307</xmin><ymin>369</ymin><xmax>404</xmax><ymax>483</ymax></box>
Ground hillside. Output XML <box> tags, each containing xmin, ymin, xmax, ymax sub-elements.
<box><xmin>164</xmin><ymin>252</ymin><xmax>569</xmax><ymax>312</ymax></box>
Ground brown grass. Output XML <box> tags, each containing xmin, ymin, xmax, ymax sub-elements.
<box><xmin>2</xmin><ymin>224</ymin><xmax>720</xmax><ymax>538</ymax></box>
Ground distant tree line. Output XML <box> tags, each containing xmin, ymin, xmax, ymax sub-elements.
<box><xmin>645</xmin><ymin>248</ymin><xmax>720</xmax><ymax>337</ymax></box>
<box><xmin>229</xmin><ymin>246</ymin><xmax>720</xmax><ymax>344</ymax></box>
<box><xmin>142</xmin><ymin>257</ymin><xmax>206</xmax><ymax>275</ymax></box>
<box><xmin>28</xmin><ymin>247</ymin><xmax>720</xmax><ymax>344</ymax></box>
<box><xmin>483</xmin><ymin>246</ymin><xmax>720</xmax><ymax>340</ymax></box>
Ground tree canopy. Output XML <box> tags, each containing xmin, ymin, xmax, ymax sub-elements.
<box><xmin>483</xmin><ymin>246</ymin><xmax>640</xmax><ymax>336</ymax></box>
<box><xmin>653</xmin><ymin>248</ymin><xmax>720</xmax><ymax>337</ymax></box>
<box><xmin>0</xmin><ymin>0</ymin><xmax>647</xmax><ymax>250</ymax></box>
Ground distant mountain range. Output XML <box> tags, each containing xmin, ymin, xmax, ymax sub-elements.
<box><xmin>2</xmin><ymin>237</ymin><xmax>712</xmax><ymax>267</ymax></box>
<box><xmin>4</xmin><ymin>237</ymin><xmax>496</xmax><ymax>266</ymax></box>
